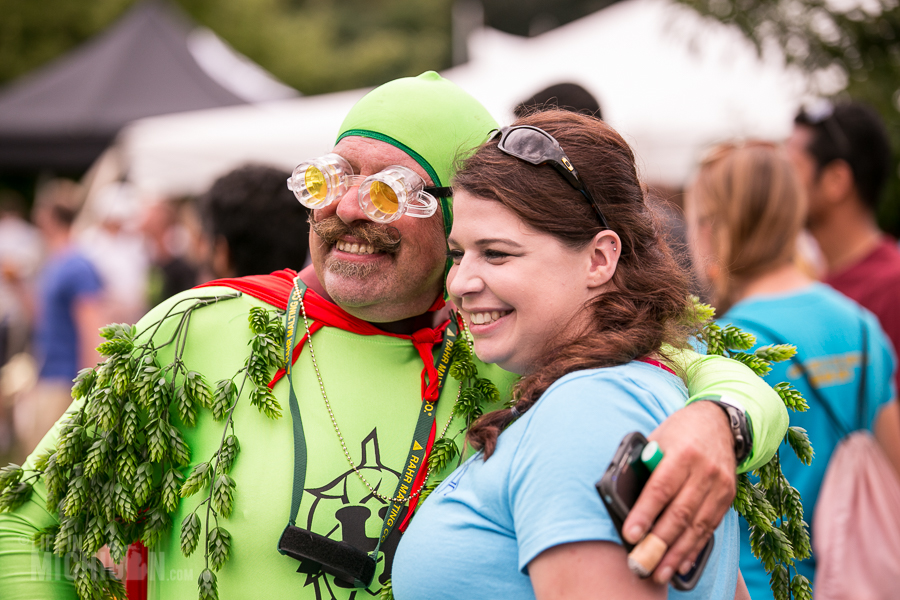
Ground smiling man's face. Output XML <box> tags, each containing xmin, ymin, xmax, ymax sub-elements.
<box><xmin>308</xmin><ymin>136</ymin><xmax>448</xmax><ymax>323</ymax></box>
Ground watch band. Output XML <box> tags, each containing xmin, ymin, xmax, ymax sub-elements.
<box><xmin>699</xmin><ymin>395</ymin><xmax>753</xmax><ymax>465</ymax></box>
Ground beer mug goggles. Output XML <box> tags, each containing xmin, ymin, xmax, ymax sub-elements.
<box><xmin>287</xmin><ymin>153</ymin><xmax>442</xmax><ymax>224</ymax></box>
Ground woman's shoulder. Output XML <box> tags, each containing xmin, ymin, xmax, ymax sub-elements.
<box><xmin>530</xmin><ymin>361</ymin><xmax>687</xmax><ymax>423</ymax></box>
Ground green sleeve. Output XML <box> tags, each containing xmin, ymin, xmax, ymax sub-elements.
<box><xmin>670</xmin><ymin>348</ymin><xmax>789</xmax><ymax>473</ymax></box>
<box><xmin>0</xmin><ymin>401</ymin><xmax>81</xmax><ymax>599</ymax></box>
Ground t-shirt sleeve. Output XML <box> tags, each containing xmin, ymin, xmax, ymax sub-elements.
<box><xmin>508</xmin><ymin>370</ymin><xmax>678</xmax><ymax>572</ymax></box>
<box><xmin>66</xmin><ymin>256</ymin><xmax>103</xmax><ymax>298</ymax></box>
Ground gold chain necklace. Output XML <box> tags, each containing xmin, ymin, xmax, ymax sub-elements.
<box><xmin>293</xmin><ymin>278</ymin><xmax>462</xmax><ymax>504</ymax></box>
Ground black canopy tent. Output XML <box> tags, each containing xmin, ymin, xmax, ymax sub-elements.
<box><xmin>0</xmin><ymin>0</ymin><xmax>296</xmax><ymax>173</ymax></box>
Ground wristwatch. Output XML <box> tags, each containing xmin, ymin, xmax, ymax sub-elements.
<box><xmin>697</xmin><ymin>395</ymin><xmax>753</xmax><ymax>466</ymax></box>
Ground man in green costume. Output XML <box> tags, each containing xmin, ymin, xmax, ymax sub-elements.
<box><xmin>0</xmin><ymin>72</ymin><xmax>786</xmax><ymax>600</ymax></box>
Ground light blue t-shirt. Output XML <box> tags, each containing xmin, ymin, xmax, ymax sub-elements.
<box><xmin>721</xmin><ymin>283</ymin><xmax>897</xmax><ymax>600</ymax></box>
<box><xmin>393</xmin><ymin>361</ymin><xmax>739</xmax><ymax>599</ymax></box>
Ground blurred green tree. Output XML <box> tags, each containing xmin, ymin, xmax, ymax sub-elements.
<box><xmin>0</xmin><ymin>0</ymin><xmax>453</xmax><ymax>96</ymax></box>
<box><xmin>673</xmin><ymin>0</ymin><xmax>900</xmax><ymax>235</ymax></box>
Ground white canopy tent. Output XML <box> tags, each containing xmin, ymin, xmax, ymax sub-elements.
<box><xmin>99</xmin><ymin>0</ymin><xmax>803</xmax><ymax>201</ymax></box>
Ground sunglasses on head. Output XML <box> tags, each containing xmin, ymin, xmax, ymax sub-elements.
<box><xmin>490</xmin><ymin>125</ymin><xmax>611</xmax><ymax>230</ymax></box>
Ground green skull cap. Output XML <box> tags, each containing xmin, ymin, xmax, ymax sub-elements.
<box><xmin>336</xmin><ymin>71</ymin><xmax>498</xmax><ymax>238</ymax></box>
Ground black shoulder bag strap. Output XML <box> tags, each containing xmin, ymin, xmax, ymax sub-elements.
<box><xmin>727</xmin><ymin>316</ymin><xmax>869</xmax><ymax>439</ymax></box>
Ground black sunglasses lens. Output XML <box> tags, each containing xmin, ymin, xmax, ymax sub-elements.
<box><xmin>501</xmin><ymin>128</ymin><xmax>556</xmax><ymax>164</ymax></box>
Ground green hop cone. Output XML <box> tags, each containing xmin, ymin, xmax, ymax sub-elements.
<box><xmin>181</xmin><ymin>462</ymin><xmax>211</xmax><ymax>498</ymax></box>
<box><xmin>452</xmin><ymin>387</ymin><xmax>484</xmax><ymax>421</ymax></box>
<box><xmin>427</xmin><ymin>439</ymin><xmax>459</xmax><ymax>473</ymax></box>
<box><xmin>113</xmin><ymin>483</ymin><xmax>137</xmax><ymax>522</ymax></box>
<box><xmin>250</xmin><ymin>385</ymin><xmax>282</xmax><ymax>420</ymax></box>
<box><xmin>248</xmin><ymin>307</ymin><xmax>269</xmax><ymax>334</ymax></box>
<box><xmin>730</xmin><ymin>352</ymin><xmax>773</xmax><ymax>377</ymax></box>
<box><xmin>198</xmin><ymin>568</ymin><xmax>219</xmax><ymax>600</ymax></box>
<box><xmin>162</xmin><ymin>468</ymin><xmax>185</xmax><ymax>513</ymax></box>
<box><xmin>211</xmin><ymin>379</ymin><xmax>237</xmax><ymax>421</ymax></box>
<box><xmin>32</xmin><ymin>525</ymin><xmax>59</xmax><ymax>552</ymax></box>
<box><xmin>770</xmin><ymin>564</ymin><xmax>790</xmax><ymax>600</ymax></box>
<box><xmin>474</xmin><ymin>378</ymin><xmax>500</xmax><ymax>404</ymax></box>
<box><xmin>0</xmin><ymin>481</ymin><xmax>33</xmax><ymax>513</ymax></box>
<box><xmin>55</xmin><ymin>422</ymin><xmax>83</xmax><ymax>467</ymax></box>
<box><xmin>721</xmin><ymin>325</ymin><xmax>756</xmax><ymax>351</ymax></box>
<box><xmin>208</xmin><ymin>526</ymin><xmax>232</xmax><ymax>571</ymax></box>
<box><xmin>147</xmin><ymin>418</ymin><xmax>170</xmax><ymax>463</ymax></box>
<box><xmin>786</xmin><ymin>427</ymin><xmax>814</xmax><ymax>466</ymax></box>
<box><xmin>141</xmin><ymin>507</ymin><xmax>171</xmax><ymax>549</ymax></box>
<box><xmin>775</xmin><ymin>382</ymin><xmax>809</xmax><ymax>412</ymax></box>
<box><xmin>174</xmin><ymin>386</ymin><xmax>197</xmax><ymax>427</ymax></box>
<box><xmin>217</xmin><ymin>435</ymin><xmax>240</xmax><ymax>474</ymax></box>
<box><xmin>380</xmin><ymin>577</ymin><xmax>394</xmax><ymax>600</ymax></box>
<box><xmin>71</xmin><ymin>368</ymin><xmax>97</xmax><ymax>400</ymax></box>
<box><xmin>54</xmin><ymin>515</ymin><xmax>83</xmax><ymax>555</ymax></box>
<box><xmin>180</xmin><ymin>512</ymin><xmax>202</xmax><ymax>557</ymax></box>
<box><xmin>97</xmin><ymin>337</ymin><xmax>134</xmax><ymax>357</ymax></box>
<box><xmin>133</xmin><ymin>462</ymin><xmax>154</xmax><ymax>506</ymax></box>
<box><xmin>107</xmin><ymin>521</ymin><xmax>128</xmax><ymax>563</ymax></box>
<box><xmin>64</xmin><ymin>475</ymin><xmax>88</xmax><ymax>516</ymax></box>
<box><xmin>0</xmin><ymin>463</ymin><xmax>23</xmax><ymax>494</ymax></box>
<box><xmin>754</xmin><ymin>344</ymin><xmax>797</xmax><ymax>364</ymax></box>
<box><xmin>417</xmin><ymin>480</ymin><xmax>440</xmax><ymax>506</ymax></box>
<box><xmin>82</xmin><ymin>514</ymin><xmax>106</xmax><ymax>555</ymax></box>
<box><xmin>121</xmin><ymin>401</ymin><xmax>140</xmax><ymax>445</ymax></box>
<box><xmin>84</xmin><ymin>439</ymin><xmax>107</xmax><ymax>478</ymax></box>
<box><xmin>116</xmin><ymin>445</ymin><xmax>138</xmax><ymax>482</ymax></box>
<box><xmin>186</xmin><ymin>371</ymin><xmax>213</xmax><ymax>410</ymax></box>
<box><xmin>704</xmin><ymin>322</ymin><xmax>726</xmax><ymax>356</ymax></box>
<box><xmin>212</xmin><ymin>474</ymin><xmax>236</xmax><ymax>519</ymax></box>
<box><xmin>169</xmin><ymin>426</ymin><xmax>191</xmax><ymax>467</ymax></box>
<box><xmin>449</xmin><ymin>360</ymin><xmax>477</xmax><ymax>380</ymax></box>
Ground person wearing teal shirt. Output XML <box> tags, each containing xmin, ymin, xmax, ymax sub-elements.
<box><xmin>685</xmin><ymin>140</ymin><xmax>899</xmax><ymax>599</ymax></box>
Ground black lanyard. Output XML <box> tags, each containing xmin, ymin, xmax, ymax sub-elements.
<box><xmin>282</xmin><ymin>280</ymin><xmax>458</xmax><ymax>558</ymax></box>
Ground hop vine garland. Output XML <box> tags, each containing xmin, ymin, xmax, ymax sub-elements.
<box><xmin>694</xmin><ymin>299</ymin><xmax>814</xmax><ymax>600</ymax></box>
<box><xmin>0</xmin><ymin>293</ymin><xmax>288</xmax><ymax>600</ymax></box>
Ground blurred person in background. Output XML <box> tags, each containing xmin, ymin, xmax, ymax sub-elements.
<box><xmin>139</xmin><ymin>196</ymin><xmax>199</xmax><ymax>307</ymax></box>
<box><xmin>513</xmin><ymin>81</ymin><xmax>603</xmax><ymax>119</ymax></box>
<box><xmin>685</xmin><ymin>141</ymin><xmax>899</xmax><ymax>599</ymax></box>
<box><xmin>13</xmin><ymin>179</ymin><xmax>107</xmax><ymax>456</ymax></box>
<box><xmin>0</xmin><ymin>191</ymin><xmax>43</xmax><ymax>455</ymax></box>
<box><xmin>78</xmin><ymin>181</ymin><xmax>150</xmax><ymax>324</ymax></box>
<box><xmin>787</xmin><ymin>101</ymin><xmax>900</xmax><ymax>391</ymax></box>
<box><xmin>197</xmin><ymin>163</ymin><xmax>311</xmax><ymax>278</ymax></box>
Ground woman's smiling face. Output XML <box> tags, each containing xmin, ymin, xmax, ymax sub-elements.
<box><xmin>447</xmin><ymin>190</ymin><xmax>605</xmax><ymax>375</ymax></box>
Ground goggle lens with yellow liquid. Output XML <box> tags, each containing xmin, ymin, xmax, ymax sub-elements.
<box><xmin>287</xmin><ymin>154</ymin><xmax>447</xmax><ymax>223</ymax></box>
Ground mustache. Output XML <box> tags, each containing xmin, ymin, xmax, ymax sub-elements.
<box><xmin>310</xmin><ymin>215</ymin><xmax>402</xmax><ymax>254</ymax></box>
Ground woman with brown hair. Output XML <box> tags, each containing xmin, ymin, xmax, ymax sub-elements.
<box><xmin>684</xmin><ymin>141</ymin><xmax>898</xmax><ymax>599</ymax></box>
<box><xmin>390</xmin><ymin>110</ymin><xmax>741</xmax><ymax>599</ymax></box>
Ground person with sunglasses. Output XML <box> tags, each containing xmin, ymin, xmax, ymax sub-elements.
<box><xmin>0</xmin><ymin>73</ymin><xmax>787</xmax><ymax>600</ymax></box>
<box><xmin>392</xmin><ymin>110</ymin><xmax>750</xmax><ymax>599</ymax></box>
<box><xmin>685</xmin><ymin>140</ymin><xmax>898</xmax><ymax>600</ymax></box>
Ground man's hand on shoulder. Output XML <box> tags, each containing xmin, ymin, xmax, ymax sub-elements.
<box><xmin>622</xmin><ymin>401</ymin><xmax>736</xmax><ymax>584</ymax></box>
